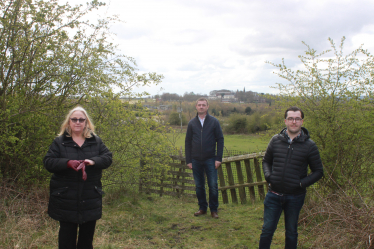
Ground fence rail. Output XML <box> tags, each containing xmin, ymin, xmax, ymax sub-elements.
<box><xmin>140</xmin><ymin>152</ymin><xmax>268</xmax><ymax>204</ymax></box>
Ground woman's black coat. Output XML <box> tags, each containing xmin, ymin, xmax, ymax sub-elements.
<box><xmin>44</xmin><ymin>133</ymin><xmax>112</xmax><ymax>224</ymax></box>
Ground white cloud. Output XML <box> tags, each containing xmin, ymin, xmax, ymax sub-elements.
<box><xmin>65</xmin><ymin>0</ymin><xmax>374</xmax><ymax>96</ymax></box>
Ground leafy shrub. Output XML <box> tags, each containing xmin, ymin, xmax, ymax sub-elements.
<box><xmin>224</xmin><ymin>112</ymin><xmax>278</xmax><ymax>134</ymax></box>
<box><xmin>268</xmin><ymin>37</ymin><xmax>374</xmax><ymax>189</ymax></box>
<box><xmin>245</xmin><ymin>106</ymin><xmax>252</xmax><ymax>114</ymax></box>
<box><xmin>225</xmin><ymin>114</ymin><xmax>247</xmax><ymax>134</ymax></box>
<box><xmin>0</xmin><ymin>0</ymin><xmax>163</xmax><ymax>185</ymax></box>
<box><xmin>168</xmin><ymin>112</ymin><xmax>188</xmax><ymax>125</ymax></box>
<box><xmin>87</xmin><ymin>95</ymin><xmax>174</xmax><ymax>193</ymax></box>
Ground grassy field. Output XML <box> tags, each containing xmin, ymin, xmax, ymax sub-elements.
<box><xmin>1</xmin><ymin>131</ymin><xmax>312</xmax><ymax>248</ymax></box>
<box><xmin>2</xmin><ymin>189</ymin><xmax>310</xmax><ymax>249</ymax></box>
<box><xmin>167</xmin><ymin>130</ymin><xmax>270</xmax><ymax>154</ymax></box>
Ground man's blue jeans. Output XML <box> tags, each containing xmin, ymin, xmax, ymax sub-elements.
<box><xmin>259</xmin><ymin>191</ymin><xmax>306</xmax><ymax>249</ymax></box>
<box><xmin>191</xmin><ymin>158</ymin><xmax>218</xmax><ymax>212</ymax></box>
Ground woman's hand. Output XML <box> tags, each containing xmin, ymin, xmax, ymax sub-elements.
<box><xmin>83</xmin><ymin>159</ymin><xmax>95</xmax><ymax>166</ymax></box>
<box><xmin>67</xmin><ymin>160</ymin><xmax>80</xmax><ymax>171</ymax></box>
<box><xmin>77</xmin><ymin>160</ymin><xmax>91</xmax><ymax>181</ymax></box>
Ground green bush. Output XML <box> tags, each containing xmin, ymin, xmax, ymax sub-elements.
<box><xmin>225</xmin><ymin>114</ymin><xmax>247</xmax><ymax>134</ymax></box>
<box><xmin>86</xmin><ymin>94</ymin><xmax>175</xmax><ymax>193</ymax></box>
<box><xmin>224</xmin><ymin>112</ymin><xmax>278</xmax><ymax>134</ymax></box>
<box><xmin>245</xmin><ymin>106</ymin><xmax>252</xmax><ymax>114</ymax></box>
<box><xmin>168</xmin><ymin>112</ymin><xmax>188</xmax><ymax>125</ymax></box>
<box><xmin>268</xmin><ymin>37</ymin><xmax>374</xmax><ymax>190</ymax></box>
<box><xmin>0</xmin><ymin>0</ymin><xmax>164</xmax><ymax>185</ymax></box>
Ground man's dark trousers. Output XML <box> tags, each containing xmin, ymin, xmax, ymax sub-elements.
<box><xmin>259</xmin><ymin>191</ymin><xmax>306</xmax><ymax>249</ymax></box>
<box><xmin>192</xmin><ymin>158</ymin><xmax>218</xmax><ymax>212</ymax></box>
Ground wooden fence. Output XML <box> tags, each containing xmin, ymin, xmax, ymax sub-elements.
<box><xmin>139</xmin><ymin>152</ymin><xmax>268</xmax><ymax>204</ymax></box>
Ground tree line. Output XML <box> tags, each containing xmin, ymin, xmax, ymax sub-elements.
<box><xmin>163</xmin><ymin>100</ymin><xmax>277</xmax><ymax>134</ymax></box>
<box><xmin>153</xmin><ymin>90</ymin><xmax>273</xmax><ymax>103</ymax></box>
<box><xmin>0</xmin><ymin>0</ymin><xmax>172</xmax><ymax>188</ymax></box>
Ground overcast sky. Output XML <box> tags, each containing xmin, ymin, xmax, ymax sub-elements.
<box><xmin>71</xmin><ymin>0</ymin><xmax>374</xmax><ymax>96</ymax></box>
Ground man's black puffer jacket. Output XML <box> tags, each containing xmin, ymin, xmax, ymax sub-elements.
<box><xmin>185</xmin><ymin>112</ymin><xmax>224</xmax><ymax>164</ymax></box>
<box><xmin>44</xmin><ymin>132</ymin><xmax>112</xmax><ymax>224</ymax></box>
<box><xmin>262</xmin><ymin>127</ymin><xmax>323</xmax><ymax>195</ymax></box>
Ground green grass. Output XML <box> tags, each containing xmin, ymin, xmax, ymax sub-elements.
<box><xmin>1</xmin><ymin>188</ymin><xmax>314</xmax><ymax>249</ymax></box>
<box><xmin>167</xmin><ymin>132</ymin><xmax>270</xmax><ymax>154</ymax></box>
<box><xmin>92</xmin><ymin>193</ymin><xmax>286</xmax><ymax>249</ymax></box>
<box><xmin>96</xmin><ymin>192</ymin><xmax>313</xmax><ymax>248</ymax></box>
<box><xmin>224</xmin><ymin>134</ymin><xmax>269</xmax><ymax>153</ymax></box>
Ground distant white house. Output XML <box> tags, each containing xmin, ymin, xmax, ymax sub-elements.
<box><xmin>209</xmin><ymin>89</ymin><xmax>237</xmax><ymax>102</ymax></box>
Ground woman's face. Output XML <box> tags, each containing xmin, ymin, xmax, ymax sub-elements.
<box><xmin>69</xmin><ymin>111</ymin><xmax>87</xmax><ymax>135</ymax></box>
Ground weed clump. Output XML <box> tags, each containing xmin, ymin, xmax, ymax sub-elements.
<box><xmin>299</xmin><ymin>188</ymin><xmax>374</xmax><ymax>249</ymax></box>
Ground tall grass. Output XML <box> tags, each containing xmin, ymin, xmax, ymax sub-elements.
<box><xmin>0</xmin><ymin>184</ymin><xmax>293</xmax><ymax>249</ymax></box>
<box><xmin>3</xmin><ymin>181</ymin><xmax>371</xmax><ymax>248</ymax></box>
<box><xmin>0</xmin><ymin>184</ymin><xmax>58</xmax><ymax>248</ymax></box>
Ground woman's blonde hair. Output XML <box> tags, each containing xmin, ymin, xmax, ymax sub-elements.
<box><xmin>58</xmin><ymin>106</ymin><xmax>95</xmax><ymax>138</ymax></box>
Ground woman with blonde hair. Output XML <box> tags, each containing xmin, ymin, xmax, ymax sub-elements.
<box><xmin>44</xmin><ymin>106</ymin><xmax>112</xmax><ymax>248</ymax></box>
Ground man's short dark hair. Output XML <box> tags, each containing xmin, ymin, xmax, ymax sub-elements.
<box><xmin>284</xmin><ymin>107</ymin><xmax>304</xmax><ymax>119</ymax></box>
<box><xmin>196</xmin><ymin>97</ymin><xmax>209</xmax><ymax>105</ymax></box>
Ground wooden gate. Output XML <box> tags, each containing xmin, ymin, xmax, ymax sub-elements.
<box><xmin>140</xmin><ymin>152</ymin><xmax>268</xmax><ymax>204</ymax></box>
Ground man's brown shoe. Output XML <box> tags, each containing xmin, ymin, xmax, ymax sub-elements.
<box><xmin>211</xmin><ymin>212</ymin><xmax>219</xmax><ymax>218</ymax></box>
<box><xmin>194</xmin><ymin>210</ymin><xmax>207</xmax><ymax>216</ymax></box>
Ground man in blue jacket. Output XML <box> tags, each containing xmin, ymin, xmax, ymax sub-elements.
<box><xmin>185</xmin><ymin>98</ymin><xmax>224</xmax><ymax>218</ymax></box>
<box><xmin>259</xmin><ymin>106</ymin><xmax>324</xmax><ymax>249</ymax></box>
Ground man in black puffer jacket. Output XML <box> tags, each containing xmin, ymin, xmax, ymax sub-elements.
<box><xmin>185</xmin><ymin>97</ymin><xmax>224</xmax><ymax>218</ymax></box>
<box><xmin>259</xmin><ymin>107</ymin><xmax>323</xmax><ymax>249</ymax></box>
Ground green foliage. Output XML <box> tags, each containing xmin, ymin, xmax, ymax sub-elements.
<box><xmin>224</xmin><ymin>112</ymin><xmax>278</xmax><ymax>134</ymax></box>
<box><xmin>84</xmin><ymin>94</ymin><xmax>174</xmax><ymax>193</ymax></box>
<box><xmin>268</xmin><ymin>37</ymin><xmax>374</xmax><ymax>190</ymax></box>
<box><xmin>168</xmin><ymin>112</ymin><xmax>187</xmax><ymax>126</ymax></box>
<box><xmin>225</xmin><ymin>114</ymin><xmax>247</xmax><ymax>134</ymax></box>
<box><xmin>166</xmin><ymin>100</ymin><xmax>272</xmax><ymax>122</ymax></box>
<box><xmin>0</xmin><ymin>0</ymin><xmax>163</xmax><ymax>184</ymax></box>
<box><xmin>246</xmin><ymin>112</ymin><xmax>268</xmax><ymax>133</ymax></box>
<box><xmin>245</xmin><ymin>106</ymin><xmax>252</xmax><ymax>114</ymax></box>
<box><xmin>211</xmin><ymin>108</ymin><xmax>218</xmax><ymax>116</ymax></box>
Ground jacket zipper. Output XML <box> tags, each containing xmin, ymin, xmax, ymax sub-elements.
<box><xmin>281</xmin><ymin>144</ymin><xmax>293</xmax><ymax>193</ymax></box>
<box><xmin>200</xmin><ymin>127</ymin><xmax>203</xmax><ymax>160</ymax></box>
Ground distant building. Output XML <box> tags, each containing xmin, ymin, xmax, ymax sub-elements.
<box><xmin>143</xmin><ymin>104</ymin><xmax>158</xmax><ymax>110</ymax></box>
<box><xmin>158</xmin><ymin>105</ymin><xmax>172</xmax><ymax>110</ymax></box>
<box><xmin>143</xmin><ymin>104</ymin><xmax>172</xmax><ymax>111</ymax></box>
<box><xmin>208</xmin><ymin>96</ymin><xmax>220</xmax><ymax>100</ymax></box>
<box><xmin>209</xmin><ymin>89</ymin><xmax>237</xmax><ymax>103</ymax></box>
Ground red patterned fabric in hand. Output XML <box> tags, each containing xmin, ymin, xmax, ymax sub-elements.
<box><xmin>67</xmin><ymin>160</ymin><xmax>80</xmax><ymax>172</ymax></box>
<box><xmin>78</xmin><ymin>160</ymin><xmax>89</xmax><ymax>181</ymax></box>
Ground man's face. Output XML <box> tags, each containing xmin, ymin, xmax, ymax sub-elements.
<box><xmin>285</xmin><ymin>111</ymin><xmax>303</xmax><ymax>135</ymax></box>
<box><xmin>196</xmin><ymin>100</ymin><xmax>209</xmax><ymax>115</ymax></box>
